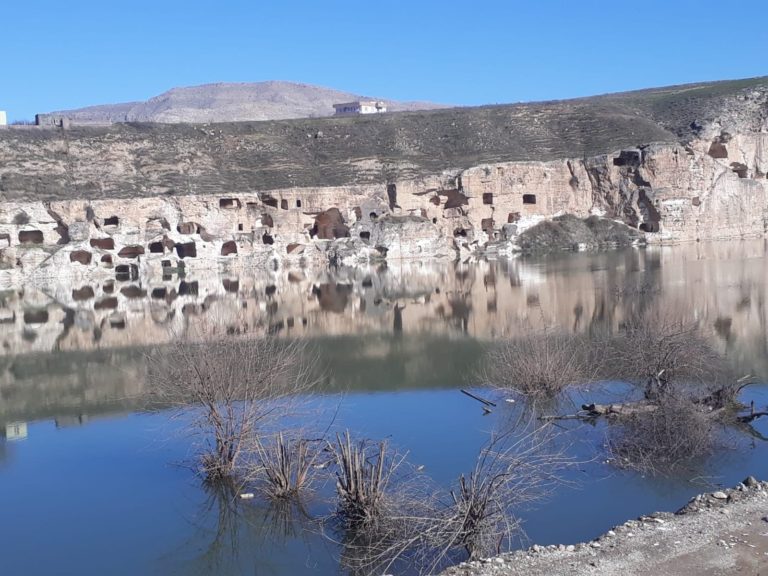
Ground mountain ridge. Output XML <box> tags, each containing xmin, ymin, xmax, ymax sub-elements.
<box><xmin>48</xmin><ymin>81</ymin><xmax>449</xmax><ymax>123</ymax></box>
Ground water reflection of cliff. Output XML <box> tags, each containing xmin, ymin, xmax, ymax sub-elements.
<box><xmin>2</xmin><ymin>240</ymin><xmax>768</xmax><ymax>425</ymax></box>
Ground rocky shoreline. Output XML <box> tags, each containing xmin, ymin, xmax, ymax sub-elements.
<box><xmin>441</xmin><ymin>477</ymin><xmax>768</xmax><ymax>576</ymax></box>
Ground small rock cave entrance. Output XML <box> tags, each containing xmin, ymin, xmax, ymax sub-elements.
<box><xmin>177</xmin><ymin>222</ymin><xmax>199</xmax><ymax>235</ymax></box>
<box><xmin>179</xmin><ymin>281</ymin><xmax>199</xmax><ymax>296</ymax></box>
<box><xmin>692</xmin><ymin>196</ymin><xmax>701</xmax><ymax>207</ymax></box>
<box><xmin>149</xmin><ymin>241</ymin><xmax>165</xmax><ymax>254</ymax></box>
<box><xmin>121</xmin><ymin>285</ymin><xmax>147</xmax><ymax>299</ymax></box>
<box><xmin>69</xmin><ymin>250</ymin><xmax>92</xmax><ymax>265</ymax></box>
<box><xmin>387</xmin><ymin>183</ymin><xmax>398</xmax><ymax>210</ymax></box>
<box><xmin>72</xmin><ymin>286</ymin><xmax>95</xmax><ymax>301</ymax></box>
<box><xmin>260</xmin><ymin>193</ymin><xmax>279</xmax><ymax>208</ymax></box>
<box><xmin>118</xmin><ymin>245</ymin><xmax>145</xmax><ymax>259</ymax></box>
<box><xmin>639</xmin><ymin>221</ymin><xmax>660</xmax><ymax>233</ymax></box>
<box><xmin>482</xmin><ymin>192</ymin><xmax>494</xmax><ymax>205</ymax></box>
<box><xmin>296</xmin><ymin>199</ymin><xmax>302</xmax><ymax>208</ymax></box>
<box><xmin>221</xmin><ymin>241</ymin><xmax>238</xmax><ymax>256</ymax></box>
<box><xmin>223</xmin><ymin>279</ymin><xmax>239</xmax><ymax>293</ymax></box>
<box><xmin>708</xmin><ymin>142</ymin><xmax>729</xmax><ymax>159</ymax></box>
<box><xmin>369</xmin><ymin>211</ymin><xmax>378</xmax><ymax>220</ymax></box>
<box><xmin>23</xmin><ymin>309</ymin><xmax>49</xmax><ymax>324</ymax></box>
<box><xmin>94</xmin><ymin>297</ymin><xmax>119</xmax><ymax>310</ymax></box>
<box><xmin>453</xmin><ymin>228</ymin><xmax>468</xmax><ymax>237</ymax></box>
<box><xmin>18</xmin><ymin>230</ymin><xmax>44</xmax><ymax>245</ymax></box>
<box><xmin>90</xmin><ymin>237</ymin><xmax>115</xmax><ymax>250</ymax></box>
<box><xmin>730</xmin><ymin>162</ymin><xmax>749</xmax><ymax>178</ymax></box>
<box><xmin>262</xmin><ymin>233</ymin><xmax>275</xmax><ymax>245</ymax></box>
<box><xmin>219</xmin><ymin>198</ymin><xmax>241</xmax><ymax>209</ymax></box>
<box><xmin>522</xmin><ymin>194</ymin><xmax>537</xmax><ymax>205</ymax></box>
<box><xmin>359</xmin><ymin>231</ymin><xmax>371</xmax><ymax>244</ymax></box>
<box><xmin>261</xmin><ymin>213</ymin><xmax>274</xmax><ymax>228</ymax></box>
<box><xmin>440</xmin><ymin>189</ymin><xmax>469</xmax><ymax>210</ymax></box>
<box><xmin>151</xmin><ymin>287</ymin><xmax>168</xmax><ymax>299</ymax></box>
<box><xmin>101</xmin><ymin>254</ymin><xmax>113</xmax><ymax>265</ymax></box>
<box><xmin>481</xmin><ymin>218</ymin><xmax>495</xmax><ymax>233</ymax></box>
<box><xmin>280</xmin><ymin>199</ymin><xmax>289</xmax><ymax>210</ymax></box>
<box><xmin>175</xmin><ymin>242</ymin><xmax>197</xmax><ymax>259</ymax></box>
<box><xmin>103</xmin><ymin>216</ymin><xmax>119</xmax><ymax>227</ymax></box>
<box><xmin>310</xmin><ymin>208</ymin><xmax>350</xmax><ymax>240</ymax></box>
<box><xmin>508</xmin><ymin>212</ymin><xmax>521</xmax><ymax>223</ymax></box>
<box><xmin>115</xmin><ymin>264</ymin><xmax>139</xmax><ymax>281</ymax></box>
<box><xmin>612</xmin><ymin>149</ymin><xmax>642</xmax><ymax>167</ymax></box>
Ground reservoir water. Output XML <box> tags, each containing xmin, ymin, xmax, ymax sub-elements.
<box><xmin>2</xmin><ymin>241</ymin><xmax>768</xmax><ymax>575</ymax></box>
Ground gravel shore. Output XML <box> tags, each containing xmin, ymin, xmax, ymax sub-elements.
<box><xmin>441</xmin><ymin>477</ymin><xmax>768</xmax><ymax>576</ymax></box>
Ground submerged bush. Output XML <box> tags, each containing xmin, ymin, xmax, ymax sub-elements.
<box><xmin>482</xmin><ymin>330</ymin><xmax>597</xmax><ymax>398</ymax></box>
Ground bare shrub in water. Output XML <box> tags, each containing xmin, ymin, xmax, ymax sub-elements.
<box><xmin>607</xmin><ymin>393</ymin><xmax>717</xmax><ymax>475</ymax></box>
<box><xmin>147</xmin><ymin>320</ymin><xmax>318</xmax><ymax>483</ymax></box>
<box><xmin>249</xmin><ymin>433</ymin><xmax>321</xmax><ymax>500</ymax></box>
<box><xmin>335</xmin><ymin>421</ymin><xmax>572</xmax><ymax>575</ymax></box>
<box><xmin>605</xmin><ymin>305</ymin><xmax>730</xmax><ymax>397</ymax></box>
<box><xmin>482</xmin><ymin>330</ymin><xmax>597</xmax><ymax>398</ymax></box>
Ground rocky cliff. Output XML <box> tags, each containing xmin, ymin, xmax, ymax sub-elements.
<box><xmin>0</xmin><ymin>77</ymin><xmax>766</xmax><ymax>285</ymax></box>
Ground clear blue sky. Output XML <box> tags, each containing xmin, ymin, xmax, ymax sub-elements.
<box><xmin>2</xmin><ymin>0</ymin><xmax>766</xmax><ymax>121</ymax></box>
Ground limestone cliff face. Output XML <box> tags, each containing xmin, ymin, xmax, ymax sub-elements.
<box><xmin>0</xmin><ymin>79</ymin><xmax>766</xmax><ymax>283</ymax></box>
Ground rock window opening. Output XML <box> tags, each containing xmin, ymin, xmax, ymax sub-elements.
<box><xmin>175</xmin><ymin>242</ymin><xmax>197</xmax><ymax>258</ymax></box>
<box><xmin>219</xmin><ymin>198</ymin><xmax>241</xmax><ymax>209</ymax></box>
<box><xmin>296</xmin><ymin>199</ymin><xmax>302</xmax><ymax>208</ymax></box>
<box><xmin>149</xmin><ymin>242</ymin><xmax>164</xmax><ymax>254</ymax></box>
<box><xmin>262</xmin><ymin>233</ymin><xmax>275</xmax><ymax>245</ymax></box>
<box><xmin>482</xmin><ymin>193</ymin><xmax>494</xmax><ymax>205</ymax></box>
<box><xmin>104</xmin><ymin>216</ymin><xmax>119</xmax><ymax>227</ymax></box>
<box><xmin>280</xmin><ymin>199</ymin><xmax>289</xmax><ymax>210</ymax></box>
<box><xmin>522</xmin><ymin>194</ymin><xmax>537</xmax><ymax>205</ymax></box>
<box><xmin>18</xmin><ymin>230</ymin><xmax>44</xmax><ymax>244</ymax></box>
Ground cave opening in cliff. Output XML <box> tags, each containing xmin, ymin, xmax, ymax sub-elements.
<box><xmin>69</xmin><ymin>250</ymin><xmax>93</xmax><ymax>265</ymax></box>
<box><xmin>219</xmin><ymin>198</ymin><xmax>241</xmax><ymax>209</ymax></box>
<box><xmin>104</xmin><ymin>216</ymin><xmax>119</xmax><ymax>227</ymax></box>
<box><xmin>708</xmin><ymin>142</ymin><xmax>729</xmax><ymax>159</ymax></box>
<box><xmin>260</xmin><ymin>193</ymin><xmax>279</xmax><ymax>208</ymax></box>
<box><xmin>94</xmin><ymin>297</ymin><xmax>119</xmax><ymax>310</ymax></box>
<box><xmin>454</xmin><ymin>228</ymin><xmax>468</xmax><ymax>237</ymax></box>
<box><xmin>115</xmin><ymin>264</ymin><xmax>139</xmax><ymax>281</ymax></box>
<box><xmin>23</xmin><ymin>309</ymin><xmax>49</xmax><ymax>324</ymax></box>
<box><xmin>175</xmin><ymin>242</ymin><xmax>197</xmax><ymax>258</ymax></box>
<box><xmin>523</xmin><ymin>194</ymin><xmax>537</xmax><ymax>205</ymax></box>
<box><xmin>483</xmin><ymin>193</ymin><xmax>494</xmax><ymax>205</ymax></box>
<box><xmin>481</xmin><ymin>218</ymin><xmax>495</xmax><ymax>233</ymax></box>
<box><xmin>177</xmin><ymin>222</ymin><xmax>199</xmax><ymax>235</ymax></box>
<box><xmin>149</xmin><ymin>242</ymin><xmax>164</xmax><ymax>254</ymax></box>
<box><xmin>223</xmin><ymin>279</ymin><xmax>239</xmax><ymax>293</ymax></box>
<box><xmin>237</xmin><ymin>223</ymin><xmax>244</xmax><ymax>231</ymax></box>
<box><xmin>262</xmin><ymin>233</ymin><xmax>274</xmax><ymax>245</ymax></box>
<box><xmin>280</xmin><ymin>199</ymin><xmax>289</xmax><ymax>210</ymax></box>
<box><xmin>18</xmin><ymin>230</ymin><xmax>44</xmax><ymax>245</ymax></box>
<box><xmin>151</xmin><ymin>288</ymin><xmax>167</xmax><ymax>299</ymax></box>
<box><xmin>261</xmin><ymin>213</ymin><xmax>274</xmax><ymax>228</ymax></box>
<box><xmin>121</xmin><ymin>285</ymin><xmax>147</xmax><ymax>299</ymax></box>
<box><xmin>100</xmin><ymin>254</ymin><xmax>113</xmax><ymax>265</ymax></box>
<box><xmin>296</xmin><ymin>199</ymin><xmax>302</xmax><ymax>208</ymax></box>
<box><xmin>221</xmin><ymin>241</ymin><xmax>238</xmax><ymax>256</ymax></box>
<box><xmin>72</xmin><ymin>286</ymin><xmax>95</xmax><ymax>301</ymax></box>
<box><xmin>387</xmin><ymin>184</ymin><xmax>398</xmax><ymax>210</ymax></box>
<box><xmin>90</xmin><ymin>237</ymin><xmax>115</xmax><ymax>250</ymax></box>
<box><xmin>639</xmin><ymin>222</ymin><xmax>660</xmax><ymax>233</ymax></box>
<box><xmin>178</xmin><ymin>281</ymin><xmax>199</xmax><ymax>296</ymax></box>
<box><xmin>118</xmin><ymin>245</ymin><xmax>145</xmax><ymax>259</ymax></box>
<box><xmin>359</xmin><ymin>231</ymin><xmax>371</xmax><ymax>243</ymax></box>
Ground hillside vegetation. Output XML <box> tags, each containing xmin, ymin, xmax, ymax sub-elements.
<box><xmin>1</xmin><ymin>77</ymin><xmax>766</xmax><ymax>202</ymax></box>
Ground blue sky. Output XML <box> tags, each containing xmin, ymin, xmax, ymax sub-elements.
<box><xmin>2</xmin><ymin>0</ymin><xmax>766</xmax><ymax>121</ymax></box>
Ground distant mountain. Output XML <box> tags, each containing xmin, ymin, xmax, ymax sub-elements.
<box><xmin>49</xmin><ymin>81</ymin><xmax>448</xmax><ymax>123</ymax></box>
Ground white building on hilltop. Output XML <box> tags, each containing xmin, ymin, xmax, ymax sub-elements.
<box><xmin>0</xmin><ymin>111</ymin><xmax>7</xmax><ymax>126</ymax></box>
<box><xmin>333</xmin><ymin>100</ymin><xmax>387</xmax><ymax>116</ymax></box>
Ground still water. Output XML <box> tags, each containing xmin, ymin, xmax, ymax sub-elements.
<box><xmin>2</xmin><ymin>241</ymin><xmax>768</xmax><ymax>575</ymax></box>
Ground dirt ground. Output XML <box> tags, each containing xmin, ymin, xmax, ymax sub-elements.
<box><xmin>441</xmin><ymin>479</ymin><xmax>768</xmax><ymax>576</ymax></box>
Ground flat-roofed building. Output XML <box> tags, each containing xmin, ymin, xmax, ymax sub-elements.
<box><xmin>333</xmin><ymin>101</ymin><xmax>387</xmax><ymax>116</ymax></box>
